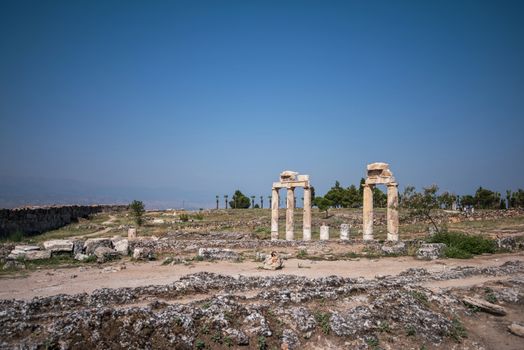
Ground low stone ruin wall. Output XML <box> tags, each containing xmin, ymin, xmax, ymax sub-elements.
<box><xmin>0</xmin><ymin>205</ymin><xmax>128</xmax><ymax>238</ymax></box>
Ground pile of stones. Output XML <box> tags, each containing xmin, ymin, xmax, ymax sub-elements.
<box><xmin>3</xmin><ymin>237</ymin><xmax>130</xmax><ymax>267</ymax></box>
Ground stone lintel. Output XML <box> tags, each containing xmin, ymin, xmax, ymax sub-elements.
<box><xmin>367</xmin><ymin>162</ymin><xmax>389</xmax><ymax>171</ymax></box>
<box><xmin>273</xmin><ymin>181</ymin><xmax>309</xmax><ymax>189</ymax></box>
<box><xmin>365</xmin><ymin>176</ymin><xmax>396</xmax><ymax>185</ymax></box>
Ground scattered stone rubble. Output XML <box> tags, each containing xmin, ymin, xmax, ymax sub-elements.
<box><xmin>197</xmin><ymin>247</ymin><xmax>240</xmax><ymax>261</ymax></box>
<box><xmin>0</xmin><ymin>261</ymin><xmax>522</xmax><ymax>349</ymax></box>
<box><xmin>3</xmin><ymin>237</ymin><xmax>130</xmax><ymax>266</ymax></box>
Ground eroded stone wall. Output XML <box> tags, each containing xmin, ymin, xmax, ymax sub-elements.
<box><xmin>0</xmin><ymin>205</ymin><xmax>127</xmax><ymax>238</ymax></box>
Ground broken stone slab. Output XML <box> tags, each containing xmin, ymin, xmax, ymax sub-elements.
<box><xmin>133</xmin><ymin>247</ymin><xmax>156</xmax><ymax>260</ymax></box>
<box><xmin>416</xmin><ymin>243</ymin><xmax>447</xmax><ymax>260</ymax></box>
<box><xmin>462</xmin><ymin>296</ymin><xmax>507</xmax><ymax>316</ymax></box>
<box><xmin>381</xmin><ymin>241</ymin><xmax>407</xmax><ymax>255</ymax></box>
<box><xmin>94</xmin><ymin>247</ymin><xmax>120</xmax><ymax>263</ymax></box>
<box><xmin>14</xmin><ymin>245</ymin><xmax>40</xmax><ymax>252</ymax></box>
<box><xmin>111</xmin><ymin>237</ymin><xmax>129</xmax><ymax>255</ymax></box>
<box><xmin>261</xmin><ymin>252</ymin><xmax>284</xmax><ymax>270</ymax></box>
<box><xmin>43</xmin><ymin>239</ymin><xmax>74</xmax><ymax>253</ymax></box>
<box><xmin>508</xmin><ymin>323</ymin><xmax>524</xmax><ymax>337</ymax></box>
<box><xmin>8</xmin><ymin>245</ymin><xmax>42</xmax><ymax>260</ymax></box>
<box><xmin>84</xmin><ymin>238</ymin><xmax>112</xmax><ymax>255</ymax></box>
<box><xmin>24</xmin><ymin>250</ymin><xmax>52</xmax><ymax>260</ymax></box>
<box><xmin>198</xmin><ymin>248</ymin><xmax>240</xmax><ymax>261</ymax></box>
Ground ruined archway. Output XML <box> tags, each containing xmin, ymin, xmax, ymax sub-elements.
<box><xmin>362</xmin><ymin>163</ymin><xmax>399</xmax><ymax>241</ymax></box>
<box><xmin>271</xmin><ymin>171</ymin><xmax>312</xmax><ymax>241</ymax></box>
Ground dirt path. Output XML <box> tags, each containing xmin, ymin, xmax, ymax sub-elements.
<box><xmin>78</xmin><ymin>215</ymin><xmax>117</xmax><ymax>238</ymax></box>
<box><xmin>0</xmin><ymin>253</ymin><xmax>522</xmax><ymax>300</ymax></box>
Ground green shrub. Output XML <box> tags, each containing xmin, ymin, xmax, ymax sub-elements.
<box><xmin>444</xmin><ymin>246</ymin><xmax>472</xmax><ymax>259</ymax></box>
<box><xmin>193</xmin><ymin>213</ymin><xmax>204</xmax><ymax>221</ymax></box>
<box><xmin>195</xmin><ymin>339</ymin><xmax>206</xmax><ymax>350</ymax></box>
<box><xmin>429</xmin><ymin>231</ymin><xmax>496</xmax><ymax>259</ymax></box>
<box><xmin>179</xmin><ymin>213</ymin><xmax>189</xmax><ymax>222</ymax></box>
<box><xmin>314</xmin><ymin>311</ymin><xmax>331</xmax><ymax>335</ymax></box>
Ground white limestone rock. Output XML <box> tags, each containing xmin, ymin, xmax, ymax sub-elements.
<box><xmin>111</xmin><ymin>237</ymin><xmax>129</xmax><ymax>255</ymax></box>
<box><xmin>43</xmin><ymin>239</ymin><xmax>73</xmax><ymax>253</ymax></box>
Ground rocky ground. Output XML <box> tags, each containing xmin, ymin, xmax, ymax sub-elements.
<box><xmin>0</xmin><ymin>258</ymin><xmax>523</xmax><ymax>349</ymax></box>
<box><xmin>1</xmin><ymin>209</ymin><xmax>524</xmax><ymax>349</ymax></box>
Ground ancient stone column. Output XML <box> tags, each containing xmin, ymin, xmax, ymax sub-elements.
<box><xmin>387</xmin><ymin>184</ymin><xmax>399</xmax><ymax>241</ymax></box>
<box><xmin>286</xmin><ymin>187</ymin><xmax>295</xmax><ymax>241</ymax></box>
<box><xmin>303</xmin><ymin>187</ymin><xmax>312</xmax><ymax>241</ymax></box>
<box><xmin>320</xmin><ymin>224</ymin><xmax>329</xmax><ymax>240</ymax></box>
<box><xmin>363</xmin><ymin>184</ymin><xmax>374</xmax><ymax>240</ymax></box>
<box><xmin>340</xmin><ymin>224</ymin><xmax>350</xmax><ymax>240</ymax></box>
<box><xmin>271</xmin><ymin>188</ymin><xmax>279</xmax><ymax>240</ymax></box>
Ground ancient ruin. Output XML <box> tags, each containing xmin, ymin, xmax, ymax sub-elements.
<box><xmin>271</xmin><ymin>171</ymin><xmax>312</xmax><ymax>241</ymax></box>
<box><xmin>362</xmin><ymin>162</ymin><xmax>399</xmax><ymax>241</ymax></box>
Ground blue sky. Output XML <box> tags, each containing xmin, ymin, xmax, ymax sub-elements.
<box><xmin>1</xmin><ymin>1</ymin><xmax>523</xmax><ymax>209</ymax></box>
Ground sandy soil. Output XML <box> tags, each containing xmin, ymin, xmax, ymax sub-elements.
<box><xmin>0</xmin><ymin>252</ymin><xmax>522</xmax><ymax>300</ymax></box>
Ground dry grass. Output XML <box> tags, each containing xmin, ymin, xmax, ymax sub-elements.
<box><xmin>7</xmin><ymin>208</ymin><xmax>524</xmax><ymax>243</ymax></box>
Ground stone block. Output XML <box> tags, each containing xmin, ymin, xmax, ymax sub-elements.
<box><xmin>84</xmin><ymin>238</ymin><xmax>112</xmax><ymax>255</ymax></box>
<box><xmin>133</xmin><ymin>247</ymin><xmax>155</xmax><ymax>260</ymax></box>
<box><xmin>111</xmin><ymin>237</ymin><xmax>129</xmax><ymax>255</ymax></box>
<box><xmin>320</xmin><ymin>225</ymin><xmax>329</xmax><ymax>240</ymax></box>
<box><xmin>94</xmin><ymin>246</ymin><xmax>120</xmax><ymax>263</ymax></box>
<box><xmin>24</xmin><ymin>250</ymin><xmax>52</xmax><ymax>260</ymax></box>
<box><xmin>43</xmin><ymin>239</ymin><xmax>73</xmax><ymax>253</ymax></box>
<box><xmin>340</xmin><ymin>224</ymin><xmax>350</xmax><ymax>240</ymax></box>
<box><xmin>128</xmin><ymin>228</ymin><xmax>137</xmax><ymax>239</ymax></box>
<box><xmin>8</xmin><ymin>245</ymin><xmax>41</xmax><ymax>260</ymax></box>
<box><xmin>381</xmin><ymin>241</ymin><xmax>407</xmax><ymax>255</ymax></box>
<box><xmin>416</xmin><ymin>243</ymin><xmax>447</xmax><ymax>260</ymax></box>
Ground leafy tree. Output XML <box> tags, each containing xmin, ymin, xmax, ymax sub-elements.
<box><xmin>339</xmin><ymin>184</ymin><xmax>360</xmax><ymax>208</ymax></box>
<box><xmin>229</xmin><ymin>190</ymin><xmax>251</xmax><ymax>209</ymax></box>
<box><xmin>401</xmin><ymin>185</ymin><xmax>440</xmax><ymax>233</ymax></box>
<box><xmin>358</xmin><ymin>178</ymin><xmax>366</xmax><ymax>198</ymax></box>
<box><xmin>506</xmin><ymin>190</ymin><xmax>512</xmax><ymax>209</ymax></box>
<box><xmin>438</xmin><ymin>191</ymin><xmax>457</xmax><ymax>209</ymax></box>
<box><xmin>474</xmin><ymin>187</ymin><xmax>500</xmax><ymax>209</ymax></box>
<box><xmin>310</xmin><ymin>186</ymin><xmax>316</xmax><ymax>204</ymax></box>
<box><xmin>129</xmin><ymin>200</ymin><xmax>145</xmax><ymax>226</ymax></box>
<box><xmin>511</xmin><ymin>189</ymin><xmax>524</xmax><ymax>208</ymax></box>
<box><xmin>325</xmin><ymin>181</ymin><xmax>345</xmax><ymax>208</ymax></box>
<box><xmin>372</xmin><ymin>187</ymin><xmax>387</xmax><ymax>208</ymax></box>
<box><xmin>314</xmin><ymin>197</ymin><xmax>333</xmax><ymax>218</ymax></box>
<box><xmin>460</xmin><ymin>195</ymin><xmax>475</xmax><ymax>207</ymax></box>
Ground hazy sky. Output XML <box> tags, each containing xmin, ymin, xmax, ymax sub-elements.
<box><xmin>1</xmin><ymin>1</ymin><xmax>523</xmax><ymax>208</ymax></box>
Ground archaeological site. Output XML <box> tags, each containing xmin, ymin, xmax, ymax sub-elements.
<box><xmin>2</xmin><ymin>1</ymin><xmax>523</xmax><ymax>349</ymax></box>
<box><xmin>1</xmin><ymin>164</ymin><xmax>523</xmax><ymax>350</ymax></box>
